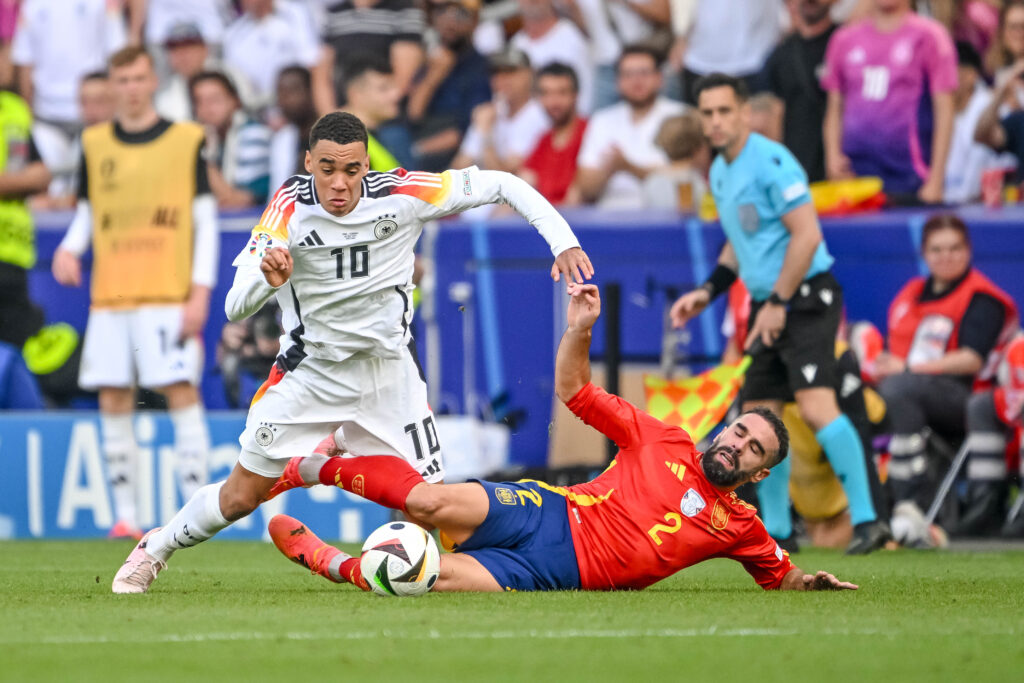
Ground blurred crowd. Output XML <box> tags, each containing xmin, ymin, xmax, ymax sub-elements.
<box><xmin>2</xmin><ymin>0</ymin><xmax>1024</xmax><ymax>213</ymax></box>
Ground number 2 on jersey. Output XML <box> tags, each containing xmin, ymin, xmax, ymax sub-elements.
<box><xmin>330</xmin><ymin>245</ymin><xmax>370</xmax><ymax>279</ymax></box>
<box><xmin>647</xmin><ymin>513</ymin><xmax>682</xmax><ymax>546</ymax></box>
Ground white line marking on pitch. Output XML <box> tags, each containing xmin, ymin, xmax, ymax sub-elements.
<box><xmin>0</xmin><ymin>627</ymin><xmax>1015</xmax><ymax>645</ymax></box>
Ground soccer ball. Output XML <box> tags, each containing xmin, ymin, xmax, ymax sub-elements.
<box><xmin>360</xmin><ymin>521</ymin><xmax>441</xmax><ymax>597</ymax></box>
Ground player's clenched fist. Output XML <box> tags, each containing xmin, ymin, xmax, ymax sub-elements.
<box><xmin>261</xmin><ymin>247</ymin><xmax>293</xmax><ymax>287</ymax></box>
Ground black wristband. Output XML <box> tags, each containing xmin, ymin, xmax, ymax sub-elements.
<box><xmin>766</xmin><ymin>292</ymin><xmax>789</xmax><ymax>307</ymax></box>
<box><xmin>701</xmin><ymin>264</ymin><xmax>738</xmax><ymax>300</ymax></box>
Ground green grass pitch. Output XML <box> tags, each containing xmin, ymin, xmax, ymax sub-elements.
<box><xmin>1</xmin><ymin>540</ymin><xmax>1021</xmax><ymax>683</ymax></box>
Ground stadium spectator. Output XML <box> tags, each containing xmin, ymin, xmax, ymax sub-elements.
<box><xmin>748</xmin><ymin>93</ymin><xmax>784</xmax><ymax>143</ymax></box>
<box><xmin>140</xmin><ymin>0</ymin><xmax>226</xmax><ymax>50</ymax></box>
<box><xmin>955</xmin><ymin>336</ymin><xmax>1024</xmax><ymax>539</ymax></box>
<box><xmin>571</xmin><ymin>0</ymin><xmax>673</xmax><ymax>111</ymax></box>
<box><xmin>974</xmin><ymin>58</ymin><xmax>1024</xmax><ymax>168</ymax></box>
<box><xmin>675</xmin><ymin>0</ymin><xmax>783</xmax><ymax>105</ymax></box>
<box><xmin>858</xmin><ymin>213</ymin><xmax>1015</xmax><ymax>534</ymax></box>
<box><xmin>642</xmin><ymin>111</ymin><xmax>709</xmax><ymax>211</ymax></box>
<box><xmin>321</xmin><ymin>0</ymin><xmax>425</xmax><ymax>101</ymax></box>
<box><xmin>341</xmin><ymin>61</ymin><xmax>404</xmax><ymax>172</ymax></box>
<box><xmin>33</xmin><ymin>72</ymin><xmax>114</xmax><ymax>210</ymax></box>
<box><xmin>110</xmin><ymin>111</ymin><xmax>593</xmax><ymax>594</ymax></box>
<box><xmin>269</xmin><ymin>66</ymin><xmax>317</xmax><ymax>193</ymax></box>
<box><xmin>451</xmin><ymin>47</ymin><xmax>548</xmax><ymax>174</ymax></box>
<box><xmin>406</xmin><ymin>0</ymin><xmax>491</xmax><ymax>172</ymax></box>
<box><xmin>573</xmin><ymin>45</ymin><xmax>684</xmax><ymax>209</ymax></box>
<box><xmin>0</xmin><ymin>87</ymin><xmax>51</xmax><ymax>350</ymax></box>
<box><xmin>11</xmin><ymin>0</ymin><xmax>125</xmax><ymax>201</ymax></box>
<box><xmin>217</xmin><ymin>302</ymin><xmax>282</xmax><ymax>409</ymax></box>
<box><xmin>0</xmin><ymin>0</ymin><xmax>20</xmax><ymax>87</ymax></box>
<box><xmin>154</xmin><ymin>22</ymin><xmax>256</xmax><ymax>122</ymax></box>
<box><xmin>822</xmin><ymin>0</ymin><xmax>957</xmax><ymax>203</ymax></box>
<box><xmin>191</xmin><ymin>70</ymin><xmax>272</xmax><ymax>209</ymax></box>
<box><xmin>511</xmin><ymin>0</ymin><xmax>594</xmax><ymax>115</ymax></box>
<box><xmin>265</xmin><ymin>284</ymin><xmax>857</xmax><ymax>594</ymax></box>
<box><xmin>945</xmin><ymin>41</ymin><xmax>999</xmax><ymax>204</ymax></box>
<box><xmin>222</xmin><ymin>0</ymin><xmax>321</xmax><ymax>113</ymax></box>
<box><xmin>988</xmin><ymin>0</ymin><xmax>1024</xmax><ymax>87</ymax></box>
<box><xmin>865</xmin><ymin>215</ymin><xmax>1017</xmax><ymax>545</ymax></box>
<box><xmin>670</xmin><ymin>73</ymin><xmax>889</xmax><ymax>555</ymax></box>
<box><xmin>764</xmin><ymin>0</ymin><xmax>839</xmax><ymax>182</ymax></box>
<box><xmin>519</xmin><ymin>62</ymin><xmax>587</xmax><ymax>205</ymax></box>
<box><xmin>52</xmin><ymin>46</ymin><xmax>217</xmax><ymax>540</ymax></box>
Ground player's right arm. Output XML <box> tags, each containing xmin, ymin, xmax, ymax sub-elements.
<box><xmin>224</xmin><ymin>179</ymin><xmax>298</xmax><ymax>321</ymax></box>
<box><xmin>670</xmin><ymin>242</ymin><xmax>739</xmax><ymax>329</ymax></box>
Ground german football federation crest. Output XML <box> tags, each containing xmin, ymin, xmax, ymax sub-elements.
<box><xmin>374</xmin><ymin>214</ymin><xmax>398</xmax><ymax>240</ymax></box>
<box><xmin>680</xmin><ymin>488</ymin><xmax>706</xmax><ymax>517</ymax></box>
<box><xmin>254</xmin><ymin>422</ymin><xmax>277</xmax><ymax>447</ymax></box>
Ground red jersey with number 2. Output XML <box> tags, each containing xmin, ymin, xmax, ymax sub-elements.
<box><xmin>561</xmin><ymin>383</ymin><xmax>794</xmax><ymax>590</ymax></box>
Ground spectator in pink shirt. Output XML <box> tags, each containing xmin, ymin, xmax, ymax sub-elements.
<box><xmin>822</xmin><ymin>0</ymin><xmax>957</xmax><ymax>204</ymax></box>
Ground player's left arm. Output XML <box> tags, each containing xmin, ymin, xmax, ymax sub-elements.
<box><xmin>747</xmin><ymin>157</ymin><xmax>819</xmax><ymax>349</ymax></box>
<box><xmin>919</xmin><ymin>27</ymin><xmax>959</xmax><ymax>204</ymax></box>
<box><xmin>180</xmin><ymin>147</ymin><xmax>219</xmax><ymax>341</ymax></box>
<box><xmin>416</xmin><ymin>167</ymin><xmax>594</xmax><ymax>285</ymax></box>
<box><xmin>730</xmin><ymin>518</ymin><xmax>856</xmax><ymax>590</ymax></box>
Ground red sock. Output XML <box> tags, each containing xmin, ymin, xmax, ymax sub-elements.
<box><xmin>340</xmin><ymin>557</ymin><xmax>370</xmax><ymax>591</ymax></box>
<box><xmin>318</xmin><ymin>455</ymin><xmax>425</xmax><ymax>511</ymax></box>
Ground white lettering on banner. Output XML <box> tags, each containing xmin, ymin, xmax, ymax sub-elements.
<box><xmin>27</xmin><ymin>431</ymin><xmax>43</xmax><ymax>537</ymax></box>
<box><xmin>136</xmin><ymin>413</ymin><xmax>156</xmax><ymax>528</ymax></box>
<box><xmin>340</xmin><ymin>509</ymin><xmax>362</xmax><ymax>543</ymax></box>
<box><xmin>258</xmin><ymin>496</ymin><xmax>285</xmax><ymax>542</ymax></box>
<box><xmin>157</xmin><ymin>445</ymin><xmax>175</xmax><ymax>528</ymax></box>
<box><xmin>309</xmin><ymin>485</ymin><xmax>338</xmax><ymax>503</ymax></box>
<box><xmin>57</xmin><ymin>421</ymin><xmax>113</xmax><ymax>529</ymax></box>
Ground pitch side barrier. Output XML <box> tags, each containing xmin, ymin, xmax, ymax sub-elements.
<box><xmin>26</xmin><ymin>205</ymin><xmax>1024</xmax><ymax>473</ymax></box>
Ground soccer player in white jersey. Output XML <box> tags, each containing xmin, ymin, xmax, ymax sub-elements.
<box><xmin>112</xmin><ymin>111</ymin><xmax>594</xmax><ymax>593</ymax></box>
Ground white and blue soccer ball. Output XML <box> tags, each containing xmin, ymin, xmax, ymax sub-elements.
<box><xmin>360</xmin><ymin>521</ymin><xmax>440</xmax><ymax>597</ymax></box>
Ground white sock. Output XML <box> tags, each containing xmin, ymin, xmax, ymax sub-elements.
<box><xmin>170</xmin><ymin>403</ymin><xmax>210</xmax><ymax>499</ymax></box>
<box><xmin>101</xmin><ymin>414</ymin><xmax>138</xmax><ymax>527</ymax></box>
<box><xmin>146</xmin><ymin>481</ymin><xmax>229</xmax><ymax>563</ymax></box>
<box><xmin>326</xmin><ymin>552</ymin><xmax>351</xmax><ymax>582</ymax></box>
<box><xmin>298</xmin><ymin>454</ymin><xmax>329</xmax><ymax>486</ymax></box>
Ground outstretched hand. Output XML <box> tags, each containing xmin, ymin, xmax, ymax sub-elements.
<box><xmin>261</xmin><ymin>247</ymin><xmax>293</xmax><ymax>288</ymax></box>
<box><xmin>802</xmin><ymin>570</ymin><xmax>858</xmax><ymax>591</ymax></box>
<box><xmin>552</xmin><ymin>247</ymin><xmax>594</xmax><ymax>289</ymax></box>
<box><xmin>669</xmin><ymin>288</ymin><xmax>710</xmax><ymax>329</ymax></box>
<box><xmin>566</xmin><ymin>283</ymin><xmax>600</xmax><ymax>331</ymax></box>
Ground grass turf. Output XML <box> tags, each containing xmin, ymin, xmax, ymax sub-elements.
<box><xmin>0</xmin><ymin>540</ymin><xmax>1021</xmax><ymax>682</ymax></box>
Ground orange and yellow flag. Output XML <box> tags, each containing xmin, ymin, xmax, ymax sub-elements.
<box><xmin>643</xmin><ymin>357</ymin><xmax>752</xmax><ymax>442</ymax></box>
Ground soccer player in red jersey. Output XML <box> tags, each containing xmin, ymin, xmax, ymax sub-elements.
<box><xmin>269</xmin><ymin>283</ymin><xmax>857</xmax><ymax>592</ymax></box>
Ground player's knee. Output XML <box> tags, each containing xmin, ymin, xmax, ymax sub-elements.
<box><xmin>218</xmin><ymin>486</ymin><xmax>262</xmax><ymax>521</ymax></box>
<box><xmin>405</xmin><ymin>483</ymin><xmax>447</xmax><ymax>523</ymax></box>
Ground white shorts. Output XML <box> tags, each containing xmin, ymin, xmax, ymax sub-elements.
<box><xmin>78</xmin><ymin>305</ymin><xmax>202</xmax><ymax>391</ymax></box>
<box><xmin>237</xmin><ymin>344</ymin><xmax>445</xmax><ymax>483</ymax></box>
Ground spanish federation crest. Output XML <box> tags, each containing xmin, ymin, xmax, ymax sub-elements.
<box><xmin>374</xmin><ymin>214</ymin><xmax>398</xmax><ymax>240</ymax></box>
<box><xmin>680</xmin><ymin>488</ymin><xmax>706</xmax><ymax>517</ymax></box>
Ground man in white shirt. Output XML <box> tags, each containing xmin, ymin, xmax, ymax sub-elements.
<box><xmin>110</xmin><ymin>111</ymin><xmax>594</xmax><ymax>594</ymax></box>
<box><xmin>574</xmin><ymin>45</ymin><xmax>685</xmax><ymax>209</ymax></box>
<box><xmin>222</xmin><ymin>0</ymin><xmax>321</xmax><ymax>112</ymax></box>
<box><xmin>945</xmin><ymin>41</ymin><xmax>1000</xmax><ymax>204</ymax></box>
<box><xmin>451</xmin><ymin>48</ymin><xmax>549</xmax><ymax>174</ymax></box>
<box><xmin>510</xmin><ymin>0</ymin><xmax>594</xmax><ymax>114</ymax></box>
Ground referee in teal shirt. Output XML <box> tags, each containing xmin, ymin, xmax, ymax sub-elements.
<box><xmin>671</xmin><ymin>73</ymin><xmax>889</xmax><ymax>555</ymax></box>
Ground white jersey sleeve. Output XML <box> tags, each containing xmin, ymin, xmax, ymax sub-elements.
<box><xmin>224</xmin><ymin>176</ymin><xmax>302</xmax><ymax>320</ymax></box>
<box><xmin>387</xmin><ymin>166</ymin><xmax>580</xmax><ymax>256</ymax></box>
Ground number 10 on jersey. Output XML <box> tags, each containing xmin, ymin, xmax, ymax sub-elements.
<box><xmin>330</xmin><ymin>245</ymin><xmax>370</xmax><ymax>279</ymax></box>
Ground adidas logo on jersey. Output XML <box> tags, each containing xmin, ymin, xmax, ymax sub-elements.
<box><xmin>665</xmin><ymin>461</ymin><xmax>687</xmax><ymax>482</ymax></box>
<box><xmin>299</xmin><ymin>231</ymin><xmax>325</xmax><ymax>247</ymax></box>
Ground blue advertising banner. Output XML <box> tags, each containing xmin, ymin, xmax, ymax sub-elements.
<box><xmin>0</xmin><ymin>412</ymin><xmax>391</xmax><ymax>540</ymax></box>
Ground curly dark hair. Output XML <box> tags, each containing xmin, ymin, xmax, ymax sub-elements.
<box><xmin>740</xmin><ymin>406</ymin><xmax>789</xmax><ymax>467</ymax></box>
<box><xmin>309</xmin><ymin>111</ymin><xmax>368</xmax><ymax>150</ymax></box>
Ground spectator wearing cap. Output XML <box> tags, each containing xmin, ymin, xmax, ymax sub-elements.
<box><xmin>406</xmin><ymin>0</ymin><xmax>491</xmax><ymax>172</ymax></box>
<box><xmin>573</xmin><ymin>44</ymin><xmax>684</xmax><ymax>209</ymax></box>
<box><xmin>141</xmin><ymin>0</ymin><xmax>226</xmax><ymax>51</ymax></box>
<box><xmin>451</xmin><ymin>47</ymin><xmax>549</xmax><ymax>174</ymax></box>
<box><xmin>321</xmin><ymin>0</ymin><xmax>426</xmax><ymax>103</ymax></box>
<box><xmin>945</xmin><ymin>41</ymin><xmax>999</xmax><ymax>204</ymax></box>
<box><xmin>11</xmin><ymin>0</ymin><xmax>125</xmax><ymax>191</ymax></box>
<box><xmin>155</xmin><ymin>22</ymin><xmax>256</xmax><ymax>121</ymax></box>
<box><xmin>191</xmin><ymin>70</ymin><xmax>271</xmax><ymax>209</ymax></box>
<box><xmin>222</xmin><ymin>0</ymin><xmax>322</xmax><ymax>113</ymax></box>
<box><xmin>510</xmin><ymin>0</ymin><xmax>594</xmax><ymax>114</ymax></box>
<box><xmin>519</xmin><ymin>62</ymin><xmax>587</xmax><ymax>205</ymax></box>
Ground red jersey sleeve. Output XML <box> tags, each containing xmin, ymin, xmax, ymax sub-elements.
<box><xmin>565</xmin><ymin>382</ymin><xmax>683</xmax><ymax>451</ymax></box>
<box><xmin>725</xmin><ymin>517</ymin><xmax>795</xmax><ymax>590</ymax></box>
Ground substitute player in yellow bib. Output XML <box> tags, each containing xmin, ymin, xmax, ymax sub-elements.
<box><xmin>52</xmin><ymin>47</ymin><xmax>219</xmax><ymax>539</ymax></box>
